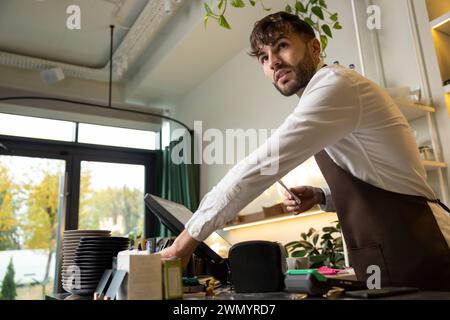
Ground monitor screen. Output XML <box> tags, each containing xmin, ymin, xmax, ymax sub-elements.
<box><xmin>144</xmin><ymin>194</ymin><xmax>231</xmax><ymax>263</ymax></box>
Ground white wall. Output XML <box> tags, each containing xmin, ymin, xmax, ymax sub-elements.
<box><xmin>414</xmin><ymin>0</ymin><xmax>450</xmax><ymax>200</ymax></box>
<box><xmin>175</xmin><ymin>0</ymin><xmax>360</xmax><ymax>198</ymax></box>
<box><xmin>174</xmin><ymin>0</ymin><xmax>360</xmax><ymax>240</ymax></box>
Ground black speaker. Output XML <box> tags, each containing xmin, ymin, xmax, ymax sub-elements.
<box><xmin>228</xmin><ymin>240</ymin><xmax>286</xmax><ymax>293</ymax></box>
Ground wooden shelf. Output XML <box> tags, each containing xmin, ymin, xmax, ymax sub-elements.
<box><xmin>398</xmin><ymin>101</ymin><xmax>435</xmax><ymax>121</ymax></box>
<box><xmin>422</xmin><ymin>160</ymin><xmax>447</xmax><ymax>170</ymax></box>
<box><xmin>222</xmin><ymin>210</ymin><xmax>325</xmax><ymax>231</ymax></box>
<box><xmin>431</xmin><ymin>11</ymin><xmax>450</xmax><ymax>35</ymax></box>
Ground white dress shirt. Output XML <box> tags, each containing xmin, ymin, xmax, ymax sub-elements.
<box><xmin>185</xmin><ymin>64</ymin><xmax>450</xmax><ymax>247</ymax></box>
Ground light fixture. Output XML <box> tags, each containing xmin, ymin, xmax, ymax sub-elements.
<box><xmin>222</xmin><ymin>210</ymin><xmax>324</xmax><ymax>231</ymax></box>
<box><xmin>164</xmin><ymin>0</ymin><xmax>172</xmax><ymax>15</ymax></box>
<box><xmin>164</xmin><ymin>0</ymin><xmax>183</xmax><ymax>15</ymax></box>
<box><xmin>432</xmin><ymin>18</ymin><xmax>450</xmax><ymax>30</ymax></box>
<box><xmin>40</xmin><ymin>67</ymin><xmax>65</xmax><ymax>84</ymax></box>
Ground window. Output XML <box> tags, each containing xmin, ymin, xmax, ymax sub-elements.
<box><xmin>0</xmin><ymin>155</ymin><xmax>65</xmax><ymax>300</ymax></box>
<box><xmin>78</xmin><ymin>161</ymin><xmax>146</xmax><ymax>236</ymax></box>
<box><xmin>77</xmin><ymin>123</ymin><xmax>157</xmax><ymax>150</ymax></box>
<box><xmin>0</xmin><ymin>113</ymin><xmax>75</xmax><ymax>142</ymax></box>
<box><xmin>0</xmin><ymin>113</ymin><xmax>159</xmax><ymax>150</ymax></box>
<box><xmin>0</xmin><ymin>132</ymin><xmax>159</xmax><ymax>299</ymax></box>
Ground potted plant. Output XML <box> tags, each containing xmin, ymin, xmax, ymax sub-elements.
<box><xmin>284</xmin><ymin>220</ymin><xmax>345</xmax><ymax>269</ymax></box>
<box><xmin>203</xmin><ymin>0</ymin><xmax>342</xmax><ymax>57</ymax></box>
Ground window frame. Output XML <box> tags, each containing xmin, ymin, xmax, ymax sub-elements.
<box><xmin>0</xmin><ymin>134</ymin><xmax>161</xmax><ymax>295</ymax></box>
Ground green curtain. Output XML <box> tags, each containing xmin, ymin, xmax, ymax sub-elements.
<box><xmin>157</xmin><ymin>134</ymin><xmax>200</xmax><ymax>237</ymax></box>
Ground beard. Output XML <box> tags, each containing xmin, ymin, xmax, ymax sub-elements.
<box><xmin>273</xmin><ymin>52</ymin><xmax>317</xmax><ymax>97</ymax></box>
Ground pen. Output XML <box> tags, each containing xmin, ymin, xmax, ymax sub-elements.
<box><xmin>277</xmin><ymin>180</ymin><xmax>302</xmax><ymax>207</ymax></box>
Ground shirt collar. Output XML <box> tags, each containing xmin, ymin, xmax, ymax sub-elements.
<box><xmin>296</xmin><ymin>60</ymin><xmax>326</xmax><ymax>97</ymax></box>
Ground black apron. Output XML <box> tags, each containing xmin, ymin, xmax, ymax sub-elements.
<box><xmin>314</xmin><ymin>150</ymin><xmax>450</xmax><ymax>291</ymax></box>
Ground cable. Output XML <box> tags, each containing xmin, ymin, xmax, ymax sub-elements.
<box><xmin>109</xmin><ymin>25</ymin><xmax>114</xmax><ymax>108</ymax></box>
<box><xmin>0</xmin><ymin>96</ymin><xmax>191</xmax><ymax>132</ymax></box>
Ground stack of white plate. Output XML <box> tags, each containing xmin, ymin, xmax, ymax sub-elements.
<box><xmin>61</xmin><ymin>230</ymin><xmax>111</xmax><ymax>295</ymax></box>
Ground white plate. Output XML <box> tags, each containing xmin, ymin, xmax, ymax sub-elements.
<box><xmin>62</xmin><ymin>273</ymin><xmax>103</xmax><ymax>279</ymax></box>
<box><xmin>63</xmin><ymin>240</ymin><xmax>80</xmax><ymax>248</ymax></box>
<box><xmin>62</xmin><ymin>286</ymin><xmax>96</xmax><ymax>296</ymax></box>
<box><xmin>64</xmin><ymin>230</ymin><xmax>110</xmax><ymax>235</ymax></box>
<box><xmin>63</xmin><ymin>245</ymin><xmax>79</xmax><ymax>250</ymax></box>
<box><xmin>64</xmin><ymin>234</ymin><xmax>110</xmax><ymax>239</ymax></box>
<box><xmin>63</xmin><ymin>238</ymin><xmax>82</xmax><ymax>243</ymax></box>
<box><xmin>62</xmin><ymin>272</ymin><xmax>104</xmax><ymax>277</ymax></box>
<box><xmin>62</xmin><ymin>280</ymin><xmax>100</xmax><ymax>286</ymax></box>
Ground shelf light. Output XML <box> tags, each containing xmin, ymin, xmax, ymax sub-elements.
<box><xmin>432</xmin><ymin>18</ymin><xmax>450</xmax><ymax>30</ymax></box>
<box><xmin>222</xmin><ymin>210</ymin><xmax>325</xmax><ymax>231</ymax></box>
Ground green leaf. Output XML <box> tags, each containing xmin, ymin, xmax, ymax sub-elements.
<box><xmin>311</xmin><ymin>6</ymin><xmax>324</xmax><ymax>19</ymax></box>
<box><xmin>313</xmin><ymin>234</ymin><xmax>319</xmax><ymax>245</ymax></box>
<box><xmin>298</xmin><ymin>240</ymin><xmax>313</xmax><ymax>249</ymax></box>
<box><xmin>319</xmin><ymin>0</ymin><xmax>327</xmax><ymax>8</ymax></box>
<box><xmin>320</xmin><ymin>34</ymin><xmax>328</xmax><ymax>51</ymax></box>
<box><xmin>321</xmin><ymin>24</ymin><xmax>332</xmax><ymax>38</ymax></box>
<box><xmin>295</xmin><ymin>1</ymin><xmax>307</xmax><ymax>13</ymax></box>
<box><xmin>231</xmin><ymin>0</ymin><xmax>245</xmax><ymax>8</ymax></box>
<box><xmin>309</xmin><ymin>254</ymin><xmax>327</xmax><ymax>268</ymax></box>
<box><xmin>285</xmin><ymin>4</ymin><xmax>292</xmax><ymax>13</ymax></box>
<box><xmin>307</xmin><ymin>228</ymin><xmax>316</xmax><ymax>237</ymax></box>
<box><xmin>291</xmin><ymin>250</ymin><xmax>307</xmax><ymax>257</ymax></box>
<box><xmin>304</xmin><ymin>17</ymin><xmax>315</xmax><ymax>28</ymax></box>
<box><xmin>204</xmin><ymin>15</ymin><xmax>209</xmax><ymax>28</ymax></box>
<box><xmin>204</xmin><ymin>2</ymin><xmax>213</xmax><ymax>15</ymax></box>
<box><xmin>330</xmin><ymin>13</ymin><xmax>338</xmax><ymax>21</ymax></box>
<box><xmin>286</xmin><ymin>243</ymin><xmax>307</xmax><ymax>251</ymax></box>
<box><xmin>311</xmin><ymin>0</ymin><xmax>319</xmax><ymax>4</ymax></box>
<box><xmin>249</xmin><ymin>0</ymin><xmax>256</xmax><ymax>6</ymax></box>
<box><xmin>333</xmin><ymin>21</ymin><xmax>342</xmax><ymax>30</ymax></box>
<box><xmin>285</xmin><ymin>241</ymin><xmax>299</xmax><ymax>248</ymax></box>
<box><xmin>321</xmin><ymin>233</ymin><xmax>332</xmax><ymax>240</ymax></box>
<box><xmin>301</xmin><ymin>233</ymin><xmax>307</xmax><ymax>241</ymax></box>
<box><xmin>218</xmin><ymin>15</ymin><xmax>231</xmax><ymax>29</ymax></box>
<box><xmin>323</xmin><ymin>227</ymin><xmax>338</xmax><ymax>233</ymax></box>
<box><xmin>218</xmin><ymin>0</ymin><xmax>225</xmax><ymax>10</ymax></box>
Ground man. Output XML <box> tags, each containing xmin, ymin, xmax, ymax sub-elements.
<box><xmin>161</xmin><ymin>12</ymin><xmax>450</xmax><ymax>290</ymax></box>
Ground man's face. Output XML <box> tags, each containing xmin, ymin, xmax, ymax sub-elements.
<box><xmin>257</xmin><ymin>32</ymin><xmax>320</xmax><ymax>96</ymax></box>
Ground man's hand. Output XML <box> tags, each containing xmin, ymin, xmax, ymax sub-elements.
<box><xmin>159</xmin><ymin>229</ymin><xmax>200</xmax><ymax>269</ymax></box>
<box><xmin>283</xmin><ymin>186</ymin><xmax>324</xmax><ymax>215</ymax></box>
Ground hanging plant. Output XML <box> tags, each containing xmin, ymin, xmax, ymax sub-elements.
<box><xmin>203</xmin><ymin>0</ymin><xmax>342</xmax><ymax>57</ymax></box>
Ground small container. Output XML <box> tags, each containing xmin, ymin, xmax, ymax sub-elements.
<box><xmin>419</xmin><ymin>146</ymin><xmax>434</xmax><ymax>160</ymax></box>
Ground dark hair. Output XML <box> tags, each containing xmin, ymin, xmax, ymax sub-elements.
<box><xmin>249</xmin><ymin>11</ymin><xmax>316</xmax><ymax>57</ymax></box>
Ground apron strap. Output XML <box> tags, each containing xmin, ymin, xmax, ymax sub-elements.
<box><xmin>428</xmin><ymin>198</ymin><xmax>450</xmax><ymax>214</ymax></box>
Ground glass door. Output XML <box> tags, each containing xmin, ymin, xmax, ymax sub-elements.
<box><xmin>78</xmin><ymin>161</ymin><xmax>146</xmax><ymax>237</ymax></box>
<box><xmin>0</xmin><ymin>155</ymin><xmax>65</xmax><ymax>300</ymax></box>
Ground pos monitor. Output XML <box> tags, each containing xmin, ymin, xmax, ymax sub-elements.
<box><xmin>144</xmin><ymin>193</ymin><xmax>231</xmax><ymax>264</ymax></box>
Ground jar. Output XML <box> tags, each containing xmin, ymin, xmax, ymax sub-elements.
<box><xmin>419</xmin><ymin>146</ymin><xmax>434</xmax><ymax>160</ymax></box>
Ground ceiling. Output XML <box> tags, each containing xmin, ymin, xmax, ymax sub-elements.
<box><xmin>0</xmin><ymin>0</ymin><xmax>148</xmax><ymax>68</ymax></box>
<box><xmin>0</xmin><ymin>0</ymin><xmax>286</xmax><ymax>109</ymax></box>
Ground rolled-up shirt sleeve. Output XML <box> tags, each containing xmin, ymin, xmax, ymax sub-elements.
<box><xmin>185</xmin><ymin>69</ymin><xmax>361</xmax><ymax>241</ymax></box>
<box><xmin>319</xmin><ymin>187</ymin><xmax>336</xmax><ymax>212</ymax></box>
